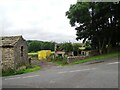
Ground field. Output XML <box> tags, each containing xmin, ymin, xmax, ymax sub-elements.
<box><xmin>28</xmin><ymin>52</ymin><xmax>38</xmax><ymax>60</ymax></box>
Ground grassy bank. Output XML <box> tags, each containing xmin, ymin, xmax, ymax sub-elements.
<box><xmin>72</xmin><ymin>52</ymin><xmax>120</xmax><ymax>64</ymax></box>
<box><xmin>2</xmin><ymin>65</ymin><xmax>41</xmax><ymax>76</ymax></box>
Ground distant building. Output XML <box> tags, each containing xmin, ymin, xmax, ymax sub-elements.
<box><xmin>55</xmin><ymin>51</ymin><xmax>65</xmax><ymax>57</ymax></box>
<box><xmin>81</xmin><ymin>50</ymin><xmax>91</xmax><ymax>56</ymax></box>
<box><xmin>0</xmin><ymin>36</ymin><xmax>29</xmax><ymax>71</ymax></box>
<box><xmin>81</xmin><ymin>50</ymin><xmax>99</xmax><ymax>56</ymax></box>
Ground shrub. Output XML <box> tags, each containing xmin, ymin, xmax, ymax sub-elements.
<box><xmin>2</xmin><ymin>68</ymin><xmax>15</xmax><ymax>76</ymax></box>
<box><xmin>55</xmin><ymin>56</ymin><xmax>63</xmax><ymax>61</ymax></box>
<box><xmin>50</xmin><ymin>55</ymin><xmax>68</xmax><ymax>65</ymax></box>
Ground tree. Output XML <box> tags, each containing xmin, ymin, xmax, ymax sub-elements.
<box><xmin>27</xmin><ymin>41</ymin><xmax>42</xmax><ymax>52</ymax></box>
<box><xmin>66</xmin><ymin>2</ymin><xmax>120</xmax><ymax>54</ymax></box>
<box><xmin>58</xmin><ymin>42</ymin><xmax>73</xmax><ymax>52</ymax></box>
<box><xmin>72</xmin><ymin>43</ymin><xmax>82</xmax><ymax>51</ymax></box>
<box><xmin>27</xmin><ymin>40</ymin><xmax>55</xmax><ymax>52</ymax></box>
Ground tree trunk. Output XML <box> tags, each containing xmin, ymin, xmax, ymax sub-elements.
<box><xmin>98</xmin><ymin>39</ymin><xmax>102</xmax><ymax>54</ymax></box>
<box><xmin>99</xmin><ymin>49</ymin><xmax>103</xmax><ymax>55</ymax></box>
<box><xmin>107</xmin><ymin>38</ymin><xmax>111</xmax><ymax>53</ymax></box>
<box><xmin>98</xmin><ymin>38</ymin><xmax>105</xmax><ymax>55</ymax></box>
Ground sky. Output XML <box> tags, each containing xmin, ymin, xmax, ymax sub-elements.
<box><xmin>0</xmin><ymin>0</ymin><xmax>82</xmax><ymax>43</ymax></box>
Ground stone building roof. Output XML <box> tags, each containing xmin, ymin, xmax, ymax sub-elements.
<box><xmin>0</xmin><ymin>36</ymin><xmax>24</xmax><ymax>47</ymax></box>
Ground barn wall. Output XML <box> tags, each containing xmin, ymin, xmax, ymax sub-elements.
<box><xmin>1</xmin><ymin>47</ymin><xmax>15</xmax><ymax>71</ymax></box>
<box><xmin>14</xmin><ymin>38</ymin><xmax>29</xmax><ymax>69</ymax></box>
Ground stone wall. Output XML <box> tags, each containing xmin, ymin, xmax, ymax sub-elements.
<box><xmin>14</xmin><ymin>38</ymin><xmax>29</xmax><ymax>69</ymax></box>
<box><xmin>67</xmin><ymin>50</ymin><xmax>99</xmax><ymax>63</ymax></box>
<box><xmin>1</xmin><ymin>47</ymin><xmax>15</xmax><ymax>71</ymax></box>
<box><xmin>67</xmin><ymin>56</ymin><xmax>87</xmax><ymax>63</ymax></box>
<box><xmin>1</xmin><ymin>37</ymin><xmax>29</xmax><ymax>71</ymax></box>
<box><xmin>89</xmin><ymin>50</ymin><xmax>99</xmax><ymax>56</ymax></box>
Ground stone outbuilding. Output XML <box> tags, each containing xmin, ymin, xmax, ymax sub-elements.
<box><xmin>0</xmin><ymin>36</ymin><xmax>29</xmax><ymax>71</ymax></box>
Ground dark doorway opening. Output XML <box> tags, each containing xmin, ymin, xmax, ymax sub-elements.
<box><xmin>58</xmin><ymin>54</ymin><xmax>62</xmax><ymax>57</ymax></box>
<box><xmin>21</xmin><ymin>46</ymin><xmax>23</xmax><ymax>57</ymax></box>
<box><xmin>73</xmin><ymin>51</ymin><xmax>77</xmax><ymax>56</ymax></box>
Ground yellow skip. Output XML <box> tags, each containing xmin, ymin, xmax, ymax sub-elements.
<box><xmin>38</xmin><ymin>50</ymin><xmax>51</xmax><ymax>60</ymax></box>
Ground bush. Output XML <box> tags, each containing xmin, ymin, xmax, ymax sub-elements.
<box><xmin>2</xmin><ymin>68</ymin><xmax>15</xmax><ymax>76</ymax></box>
<box><xmin>55</xmin><ymin>56</ymin><xmax>64</xmax><ymax>61</ymax></box>
<box><xmin>50</xmin><ymin>55</ymin><xmax>68</xmax><ymax>65</ymax></box>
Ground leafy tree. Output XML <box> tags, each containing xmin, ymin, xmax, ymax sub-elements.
<box><xmin>27</xmin><ymin>40</ymin><xmax>55</xmax><ymax>52</ymax></box>
<box><xmin>85</xmin><ymin>40</ymin><xmax>91</xmax><ymax>50</ymax></box>
<box><xmin>58</xmin><ymin>42</ymin><xmax>73</xmax><ymax>52</ymax></box>
<box><xmin>72</xmin><ymin>43</ymin><xmax>82</xmax><ymax>51</ymax></box>
<box><xmin>27</xmin><ymin>41</ymin><xmax>42</xmax><ymax>52</ymax></box>
<box><xmin>66</xmin><ymin>2</ymin><xmax>120</xmax><ymax>54</ymax></box>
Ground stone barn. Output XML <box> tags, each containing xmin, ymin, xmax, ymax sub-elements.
<box><xmin>0</xmin><ymin>36</ymin><xmax>29</xmax><ymax>71</ymax></box>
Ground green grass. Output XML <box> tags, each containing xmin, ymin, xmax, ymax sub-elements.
<box><xmin>28</xmin><ymin>52</ymin><xmax>38</xmax><ymax>60</ymax></box>
<box><xmin>52</xmin><ymin>60</ymin><xmax>67</xmax><ymax>66</ymax></box>
<box><xmin>15</xmin><ymin>65</ymin><xmax>41</xmax><ymax>74</ymax></box>
<box><xmin>72</xmin><ymin>52</ymin><xmax>120</xmax><ymax>64</ymax></box>
<box><xmin>2</xmin><ymin>65</ymin><xmax>41</xmax><ymax>76</ymax></box>
<box><xmin>28</xmin><ymin>52</ymin><xmax>38</xmax><ymax>55</ymax></box>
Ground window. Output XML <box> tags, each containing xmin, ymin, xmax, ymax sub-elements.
<box><xmin>21</xmin><ymin>46</ymin><xmax>23</xmax><ymax>57</ymax></box>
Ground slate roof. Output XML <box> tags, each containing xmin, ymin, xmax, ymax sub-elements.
<box><xmin>0</xmin><ymin>36</ymin><xmax>23</xmax><ymax>47</ymax></box>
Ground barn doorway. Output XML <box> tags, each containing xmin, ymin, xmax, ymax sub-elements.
<box><xmin>73</xmin><ymin>51</ymin><xmax>77</xmax><ymax>56</ymax></box>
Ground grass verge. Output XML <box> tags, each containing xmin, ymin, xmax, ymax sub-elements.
<box><xmin>72</xmin><ymin>52</ymin><xmax>120</xmax><ymax>65</ymax></box>
<box><xmin>2</xmin><ymin>65</ymin><xmax>41</xmax><ymax>77</ymax></box>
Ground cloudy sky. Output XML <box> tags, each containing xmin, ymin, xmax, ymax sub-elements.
<box><xmin>0</xmin><ymin>0</ymin><xmax>82</xmax><ymax>43</ymax></box>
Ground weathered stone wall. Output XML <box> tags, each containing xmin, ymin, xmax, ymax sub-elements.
<box><xmin>14</xmin><ymin>38</ymin><xmax>29</xmax><ymax>69</ymax></box>
<box><xmin>1</xmin><ymin>47</ymin><xmax>15</xmax><ymax>71</ymax></box>
<box><xmin>67</xmin><ymin>56</ymin><xmax>87</xmax><ymax>63</ymax></box>
<box><xmin>1</xmin><ymin>36</ymin><xmax>29</xmax><ymax>71</ymax></box>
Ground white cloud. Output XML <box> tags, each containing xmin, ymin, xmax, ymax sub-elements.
<box><xmin>0</xmin><ymin>0</ymin><xmax>82</xmax><ymax>43</ymax></box>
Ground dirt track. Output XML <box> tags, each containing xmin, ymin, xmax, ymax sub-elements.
<box><xmin>31</xmin><ymin>60</ymin><xmax>57</xmax><ymax>70</ymax></box>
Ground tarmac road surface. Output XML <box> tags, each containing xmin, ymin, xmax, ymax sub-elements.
<box><xmin>2</xmin><ymin>57</ymin><xmax>119</xmax><ymax>88</ymax></box>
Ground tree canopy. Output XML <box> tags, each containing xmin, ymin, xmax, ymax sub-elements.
<box><xmin>56</xmin><ymin>42</ymin><xmax>73</xmax><ymax>52</ymax></box>
<box><xmin>27</xmin><ymin>40</ymin><xmax>55</xmax><ymax>52</ymax></box>
<box><xmin>66</xmin><ymin>2</ymin><xmax>120</xmax><ymax>54</ymax></box>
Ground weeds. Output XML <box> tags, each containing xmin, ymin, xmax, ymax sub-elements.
<box><xmin>2</xmin><ymin>65</ymin><xmax>41</xmax><ymax>76</ymax></box>
<box><xmin>50</xmin><ymin>55</ymin><xmax>68</xmax><ymax>66</ymax></box>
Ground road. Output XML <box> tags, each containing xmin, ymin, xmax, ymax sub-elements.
<box><xmin>2</xmin><ymin>57</ymin><xmax>119</xmax><ymax>88</ymax></box>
